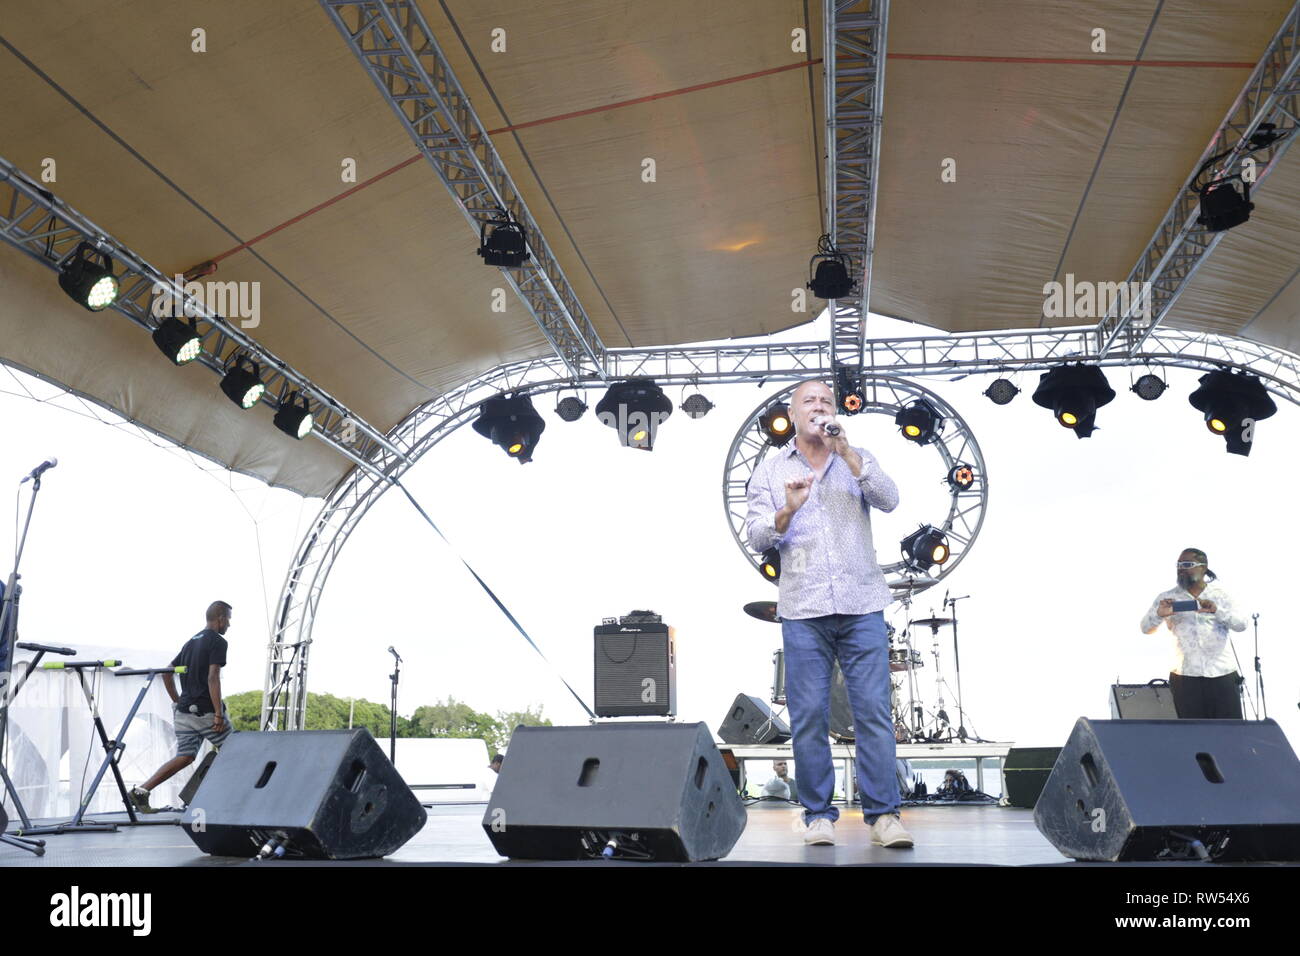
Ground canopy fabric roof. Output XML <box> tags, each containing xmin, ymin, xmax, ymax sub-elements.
<box><xmin>1</xmin><ymin>1</ymin><xmax>1294</xmax><ymax>497</ymax></box>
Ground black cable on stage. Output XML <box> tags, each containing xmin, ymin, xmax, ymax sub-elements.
<box><xmin>391</xmin><ymin>479</ymin><xmax>596</xmax><ymax>720</ymax></box>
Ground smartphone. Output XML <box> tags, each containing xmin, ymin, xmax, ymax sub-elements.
<box><xmin>1171</xmin><ymin>599</ymin><xmax>1198</xmax><ymax>612</ymax></box>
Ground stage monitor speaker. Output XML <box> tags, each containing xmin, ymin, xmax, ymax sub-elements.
<box><xmin>594</xmin><ymin>620</ymin><xmax>676</xmax><ymax>717</ymax></box>
<box><xmin>179</xmin><ymin>748</ymin><xmax>218</xmax><ymax>807</ymax></box>
<box><xmin>182</xmin><ymin>729</ymin><xmax>426</xmax><ymax>859</ymax></box>
<box><xmin>1110</xmin><ymin>680</ymin><xmax>1177</xmax><ymax>719</ymax></box>
<box><xmin>718</xmin><ymin>693</ymin><xmax>790</xmax><ymax>744</ymax></box>
<box><xmin>829</xmin><ymin>661</ymin><xmax>854</xmax><ymax>741</ymax></box>
<box><xmin>1002</xmin><ymin>746</ymin><xmax>1061</xmax><ymax>809</ymax></box>
<box><xmin>482</xmin><ymin>722</ymin><xmax>746</xmax><ymax>861</ymax></box>
<box><xmin>1034</xmin><ymin>718</ymin><xmax>1300</xmax><ymax>861</ymax></box>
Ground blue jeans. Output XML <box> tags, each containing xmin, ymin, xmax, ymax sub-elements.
<box><xmin>782</xmin><ymin>612</ymin><xmax>897</xmax><ymax>823</ymax></box>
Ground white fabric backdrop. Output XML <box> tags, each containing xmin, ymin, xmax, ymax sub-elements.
<box><xmin>3</xmin><ymin>644</ymin><xmax>211</xmax><ymax>819</ymax></box>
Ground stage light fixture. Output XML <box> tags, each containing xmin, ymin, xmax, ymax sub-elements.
<box><xmin>807</xmin><ymin>235</ymin><xmax>854</xmax><ymax>299</ymax></box>
<box><xmin>681</xmin><ymin>394</ymin><xmax>714</xmax><ymax>419</ymax></box>
<box><xmin>273</xmin><ymin>391</ymin><xmax>314</xmax><ymax>440</ymax></box>
<box><xmin>901</xmin><ymin>526</ymin><xmax>950</xmax><ymax>573</ymax></box>
<box><xmin>759</xmin><ymin>403</ymin><xmax>794</xmax><ymax>447</ymax></box>
<box><xmin>1131</xmin><ymin>374</ymin><xmax>1167</xmax><ymax>401</ymax></box>
<box><xmin>984</xmin><ymin>378</ymin><xmax>1019</xmax><ymax>405</ymax></box>
<box><xmin>1031</xmin><ymin>364</ymin><xmax>1115</xmax><ymax>438</ymax></box>
<box><xmin>472</xmin><ymin>393</ymin><xmax>546</xmax><ymax>463</ymax></box>
<box><xmin>759</xmin><ymin>547</ymin><xmax>781</xmax><ymax>582</ymax></box>
<box><xmin>595</xmin><ymin>379</ymin><xmax>673</xmax><ymax>450</ymax></box>
<box><xmin>58</xmin><ymin>241</ymin><xmax>118</xmax><ymax>311</ymax></box>
<box><xmin>895</xmin><ymin>399</ymin><xmax>942</xmax><ymax>445</ymax></box>
<box><xmin>152</xmin><ymin>317</ymin><xmax>202</xmax><ymax>365</ymax></box>
<box><xmin>476</xmin><ymin>212</ymin><xmax>529</xmax><ymax>267</ymax></box>
<box><xmin>219</xmin><ymin>356</ymin><xmax>266</xmax><ymax>409</ymax></box>
<box><xmin>555</xmin><ymin>396</ymin><xmax>587</xmax><ymax>422</ymax></box>
<box><xmin>1187</xmin><ymin>368</ymin><xmax>1277</xmax><ymax>456</ymax></box>
<box><xmin>835</xmin><ymin>366</ymin><xmax>865</xmax><ymax>415</ymax></box>
<box><xmin>1197</xmin><ymin>178</ymin><xmax>1253</xmax><ymax>233</ymax></box>
<box><xmin>947</xmin><ymin>464</ymin><xmax>975</xmax><ymax>491</ymax></box>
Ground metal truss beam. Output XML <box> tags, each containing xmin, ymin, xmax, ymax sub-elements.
<box><xmin>824</xmin><ymin>0</ymin><xmax>888</xmax><ymax>376</ymax></box>
<box><xmin>263</xmin><ymin>325</ymin><xmax>1300</xmax><ymax>727</ymax></box>
<box><xmin>0</xmin><ymin>157</ymin><xmax>407</xmax><ymax>478</ymax></box>
<box><xmin>1097</xmin><ymin>1</ymin><xmax>1300</xmax><ymax>357</ymax></box>
<box><xmin>320</xmin><ymin>0</ymin><xmax>608</xmax><ymax>381</ymax></box>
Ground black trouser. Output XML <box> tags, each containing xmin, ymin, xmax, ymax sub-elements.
<box><xmin>1169</xmin><ymin>672</ymin><xmax>1242</xmax><ymax>719</ymax></box>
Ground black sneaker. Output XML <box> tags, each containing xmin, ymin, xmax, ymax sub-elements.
<box><xmin>128</xmin><ymin>787</ymin><xmax>153</xmax><ymax>814</ymax></box>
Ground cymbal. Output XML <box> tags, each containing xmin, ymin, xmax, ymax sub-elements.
<box><xmin>889</xmin><ymin>576</ymin><xmax>937</xmax><ymax>589</ymax></box>
<box><xmin>912</xmin><ymin>616</ymin><xmax>954</xmax><ymax>629</ymax></box>
<box><xmin>743</xmin><ymin>601</ymin><xmax>781</xmax><ymax>623</ymax></box>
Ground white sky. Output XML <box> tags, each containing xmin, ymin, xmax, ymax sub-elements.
<box><xmin>4</xmin><ymin>311</ymin><xmax>1297</xmax><ymax>752</ymax></box>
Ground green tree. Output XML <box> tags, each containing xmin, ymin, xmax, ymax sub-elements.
<box><xmin>226</xmin><ymin>690</ymin><xmax>263</xmax><ymax>731</ymax></box>
<box><xmin>491</xmin><ymin>704</ymin><xmax>552</xmax><ymax>755</ymax></box>
<box><xmin>223</xmin><ymin>690</ymin><xmax>412</xmax><ymax>737</ymax></box>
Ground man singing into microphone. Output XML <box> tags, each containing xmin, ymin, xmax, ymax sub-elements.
<box><xmin>745</xmin><ymin>379</ymin><xmax>911</xmax><ymax>848</ymax></box>
<box><xmin>1140</xmin><ymin>549</ymin><xmax>1247</xmax><ymax>718</ymax></box>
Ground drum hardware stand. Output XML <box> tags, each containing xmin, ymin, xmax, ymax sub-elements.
<box><xmin>20</xmin><ymin>664</ymin><xmax>185</xmax><ymax>835</ymax></box>
<box><xmin>944</xmin><ymin>594</ymin><xmax>980</xmax><ymax>743</ymax></box>
<box><xmin>890</xmin><ymin>582</ymin><xmax>931</xmax><ymax>744</ymax></box>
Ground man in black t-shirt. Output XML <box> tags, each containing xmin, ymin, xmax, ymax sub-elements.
<box><xmin>129</xmin><ymin>601</ymin><xmax>235</xmax><ymax>812</ymax></box>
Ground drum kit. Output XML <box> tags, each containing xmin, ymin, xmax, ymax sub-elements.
<box><xmin>744</xmin><ymin>575</ymin><xmax>979</xmax><ymax>744</ymax></box>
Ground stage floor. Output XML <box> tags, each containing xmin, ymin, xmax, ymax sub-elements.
<box><xmin>2</xmin><ymin>801</ymin><xmax>1117</xmax><ymax>866</ymax></box>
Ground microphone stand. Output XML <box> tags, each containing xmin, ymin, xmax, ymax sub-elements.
<box><xmin>388</xmin><ymin>647</ymin><xmax>401</xmax><ymax>766</ymax></box>
<box><xmin>0</xmin><ymin>475</ymin><xmax>48</xmax><ymax>855</ymax></box>
<box><xmin>946</xmin><ymin>594</ymin><xmax>973</xmax><ymax>743</ymax></box>
<box><xmin>1252</xmin><ymin>614</ymin><xmax>1267</xmax><ymax>720</ymax></box>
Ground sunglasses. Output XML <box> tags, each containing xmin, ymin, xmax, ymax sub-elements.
<box><xmin>1175</xmin><ymin>562</ymin><xmax>1205</xmax><ymax>569</ymax></box>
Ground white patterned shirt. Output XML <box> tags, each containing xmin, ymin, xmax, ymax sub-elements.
<box><xmin>1139</xmin><ymin>581</ymin><xmax>1247</xmax><ymax>678</ymax></box>
<box><xmin>745</xmin><ymin>442</ymin><xmax>899</xmax><ymax>620</ymax></box>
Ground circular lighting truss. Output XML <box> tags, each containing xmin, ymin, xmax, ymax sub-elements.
<box><xmin>723</xmin><ymin>376</ymin><xmax>989</xmax><ymax>596</ymax></box>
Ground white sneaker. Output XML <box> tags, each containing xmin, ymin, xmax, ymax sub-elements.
<box><xmin>870</xmin><ymin>813</ymin><xmax>914</xmax><ymax>848</ymax></box>
<box><xmin>803</xmin><ymin>818</ymin><xmax>836</xmax><ymax>846</ymax></box>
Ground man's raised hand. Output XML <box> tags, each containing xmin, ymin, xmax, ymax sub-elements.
<box><xmin>785</xmin><ymin>473</ymin><xmax>814</xmax><ymax>512</ymax></box>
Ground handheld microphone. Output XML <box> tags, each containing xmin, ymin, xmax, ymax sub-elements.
<box><xmin>943</xmin><ymin>589</ymin><xmax>950</xmax><ymax>610</ymax></box>
<box><xmin>814</xmin><ymin>416</ymin><xmax>842</xmax><ymax>437</ymax></box>
<box><xmin>20</xmin><ymin>457</ymin><xmax>57</xmax><ymax>483</ymax></box>
<box><xmin>388</xmin><ymin>646</ymin><xmax>402</xmax><ymax>662</ymax></box>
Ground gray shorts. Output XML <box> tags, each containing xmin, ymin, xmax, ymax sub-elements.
<box><xmin>173</xmin><ymin>703</ymin><xmax>233</xmax><ymax>758</ymax></box>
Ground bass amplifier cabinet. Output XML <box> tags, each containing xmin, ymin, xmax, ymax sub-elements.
<box><xmin>594</xmin><ymin>612</ymin><xmax>676</xmax><ymax>717</ymax></box>
<box><xmin>718</xmin><ymin>693</ymin><xmax>790</xmax><ymax>744</ymax></box>
<box><xmin>181</xmin><ymin>729</ymin><xmax>426</xmax><ymax>859</ymax></box>
<box><xmin>1034</xmin><ymin>718</ymin><xmax>1300</xmax><ymax>861</ymax></box>
<box><xmin>482</xmin><ymin>722</ymin><xmax>746</xmax><ymax>861</ymax></box>
<box><xmin>1110</xmin><ymin>680</ymin><xmax>1178</xmax><ymax>719</ymax></box>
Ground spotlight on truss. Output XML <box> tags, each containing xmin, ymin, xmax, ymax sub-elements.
<box><xmin>58</xmin><ymin>241</ymin><xmax>118</xmax><ymax>311</ymax></box>
<box><xmin>1031</xmin><ymin>364</ymin><xmax>1115</xmax><ymax>438</ymax></box>
<box><xmin>473</xmin><ymin>393</ymin><xmax>546</xmax><ymax>463</ymax></box>
<box><xmin>984</xmin><ymin>378</ymin><xmax>1019</xmax><ymax>406</ymax></box>
<box><xmin>1187</xmin><ymin>368</ymin><xmax>1276</xmax><ymax>456</ymax></box>
<box><xmin>807</xmin><ymin>234</ymin><xmax>854</xmax><ymax>299</ymax></box>
<box><xmin>1131</xmin><ymin>373</ymin><xmax>1167</xmax><ymax>401</ymax></box>
<box><xmin>476</xmin><ymin>211</ymin><xmax>529</xmax><ymax>267</ymax></box>
<box><xmin>556</xmin><ymin>396</ymin><xmax>588</xmax><ymax>422</ymax></box>
<box><xmin>681</xmin><ymin>394</ymin><xmax>714</xmax><ymax>419</ymax></box>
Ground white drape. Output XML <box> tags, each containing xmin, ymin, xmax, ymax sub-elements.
<box><xmin>3</xmin><ymin>644</ymin><xmax>209</xmax><ymax>819</ymax></box>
